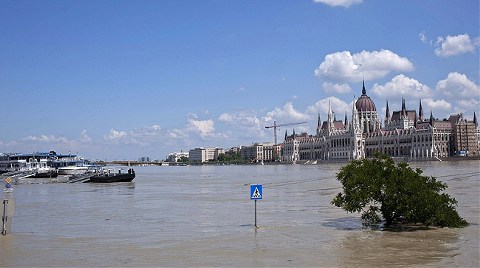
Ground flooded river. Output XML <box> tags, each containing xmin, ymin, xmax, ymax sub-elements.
<box><xmin>0</xmin><ymin>160</ymin><xmax>478</xmax><ymax>267</ymax></box>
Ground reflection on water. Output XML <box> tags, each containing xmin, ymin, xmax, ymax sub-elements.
<box><xmin>340</xmin><ymin>228</ymin><xmax>459</xmax><ymax>267</ymax></box>
<box><xmin>0</xmin><ymin>161</ymin><xmax>478</xmax><ymax>267</ymax></box>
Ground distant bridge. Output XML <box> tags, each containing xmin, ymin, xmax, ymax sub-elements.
<box><xmin>107</xmin><ymin>161</ymin><xmax>182</xmax><ymax>166</ymax></box>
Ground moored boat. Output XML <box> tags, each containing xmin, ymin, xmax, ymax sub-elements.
<box><xmin>57</xmin><ymin>166</ymin><xmax>89</xmax><ymax>175</ymax></box>
<box><xmin>85</xmin><ymin>168</ymin><xmax>135</xmax><ymax>183</ymax></box>
<box><xmin>29</xmin><ymin>168</ymin><xmax>58</xmax><ymax>178</ymax></box>
<box><xmin>0</xmin><ymin>151</ymin><xmax>94</xmax><ymax>174</ymax></box>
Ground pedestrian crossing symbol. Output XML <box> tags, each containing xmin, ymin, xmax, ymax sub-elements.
<box><xmin>250</xmin><ymin>184</ymin><xmax>263</xmax><ymax>200</ymax></box>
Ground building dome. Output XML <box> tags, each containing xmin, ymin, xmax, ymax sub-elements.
<box><xmin>355</xmin><ymin>81</ymin><xmax>376</xmax><ymax>112</ymax></box>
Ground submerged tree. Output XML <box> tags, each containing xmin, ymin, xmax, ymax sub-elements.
<box><xmin>331</xmin><ymin>153</ymin><xmax>468</xmax><ymax>228</ymax></box>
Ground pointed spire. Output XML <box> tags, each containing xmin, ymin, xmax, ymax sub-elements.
<box><xmin>386</xmin><ymin>100</ymin><xmax>390</xmax><ymax>119</ymax></box>
<box><xmin>328</xmin><ymin>100</ymin><xmax>333</xmax><ymax>123</ymax></box>
<box><xmin>474</xmin><ymin>111</ymin><xmax>478</xmax><ymax>127</ymax></box>
<box><xmin>362</xmin><ymin>79</ymin><xmax>366</xmax><ymax>95</ymax></box>
<box><xmin>429</xmin><ymin>111</ymin><xmax>434</xmax><ymax>126</ymax></box>
<box><xmin>326</xmin><ymin>100</ymin><xmax>333</xmax><ymax>134</ymax></box>
<box><xmin>292</xmin><ymin>128</ymin><xmax>296</xmax><ymax>137</ymax></box>
<box><xmin>352</xmin><ymin>97</ymin><xmax>360</xmax><ymax>132</ymax></box>
<box><xmin>401</xmin><ymin>98</ymin><xmax>406</xmax><ymax>117</ymax></box>
<box><xmin>284</xmin><ymin>129</ymin><xmax>288</xmax><ymax>141</ymax></box>
<box><xmin>419</xmin><ymin>100</ymin><xmax>424</xmax><ymax>121</ymax></box>
<box><xmin>344</xmin><ymin>111</ymin><xmax>348</xmax><ymax>127</ymax></box>
<box><xmin>317</xmin><ymin>113</ymin><xmax>321</xmax><ymax>128</ymax></box>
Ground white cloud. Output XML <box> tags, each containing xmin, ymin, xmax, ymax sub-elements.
<box><xmin>14</xmin><ymin>131</ymin><xmax>96</xmax><ymax>154</ymax></box>
<box><xmin>79</xmin><ymin>130</ymin><xmax>92</xmax><ymax>143</ymax></box>
<box><xmin>323</xmin><ymin>82</ymin><xmax>352</xmax><ymax>94</ymax></box>
<box><xmin>218</xmin><ymin>110</ymin><xmax>265</xmax><ymax>140</ymax></box>
<box><xmin>187</xmin><ymin>118</ymin><xmax>216</xmax><ymax>138</ymax></box>
<box><xmin>434</xmin><ymin>34</ymin><xmax>477</xmax><ymax>57</ymax></box>
<box><xmin>306</xmin><ymin>96</ymin><xmax>350</xmax><ymax>119</ymax></box>
<box><xmin>419</xmin><ymin>32</ymin><xmax>428</xmax><ymax>43</ymax></box>
<box><xmin>265</xmin><ymin>102</ymin><xmax>310</xmax><ymax>123</ymax></box>
<box><xmin>23</xmin><ymin>134</ymin><xmax>70</xmax><ymax>144</ymax></box>
<box><xmin>455</xmin><ymin>99</ymin><xmax>479</xmax><ymax>115</ymax></box>
<box><xmin>104</xmin><ymin>129</ymin><xmax>127</xmax><ymax>141</ymax></box>
<box><xmin>219</xmin><ymin>111</ymin><xmax>261</xmax><ymax>128</ymax></box>
<box><xmin>103</xmin><ymin>129</ymin><xmax>137</xmax><ymax>145</ymax></box>
<box><xmin>136</xmin><ymin>125</ymin><xmax>162</xmax><ymax>138</ymax></box>
<box><xmin>418</xmin><ymin>31</ymin><xmax>435</xmax><ymax>46</ymax></box>
<box><xmin>436</xmin><ymin>72</ymin><xmax>480</xmax><ymax>98</ymax></box>
<box><xmin>263</xmin><ymin>103</ymin><xmax>312</xmax><ymax>139</ymax></box>
<box><xmin>422</xmin><ymin>98</ymin><xmax>452</xmax><ymax>115</ymax></box>
<box><xmin>166</xmin><ymin>129</ymin><xmax>187</xmax><ymax>139</ymax></box>
<box><xmin>218</xmin><ymin>113</ymin><xmax>235</xmax><ymax>123</ymax></box>
<box><xmin>313</xmin><ymin>0</ymin><xmax>363</xmax><ymax>8</ymax></box>
<box><xmin>102</xmin><ymin>125</ymin><xmax>167</xmax><ymax>146</ymax></box>
<box><xmin>314</xmin><ymin>50</ymin><xmax>414</xmax><ymax>82</ymax></box>
<box><xmin>371</xmin><ymin>74</ymin><xmax>433</xmax><ymax>99</ymax></box>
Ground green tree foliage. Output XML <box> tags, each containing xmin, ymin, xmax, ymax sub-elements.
<box><xmin>178</xmin><ymin>156</ymin><xmax>189</xmax><ymax>163</ymax></box>
<box><xmin>215</xmin><ymin>153</ymin><xmax>244</xmax><ymax>163</ymax></box>
<box><xmin>331</xmin><ymin>154</ymin><xmax>468</xmax><ymax>228</ymax></box>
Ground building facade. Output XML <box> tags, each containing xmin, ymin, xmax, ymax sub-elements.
<box><xmin>188</xmin><ymin>147</ymin><xmax>225</xmax><ymax>163</ymax></box>
<box><xmin>167</xmin><ymin>152</ymin><xmax>189</xmax><ymax>162</ymax></box>
<box><xmin>240</xmin><ymin>143</ymin><xmax>278</xmax><ymax>162</ymax></box>
<box><xmin>281</xmin><ymin>82</ymin><xmax>479</xmax><ymax>162</ymax></box>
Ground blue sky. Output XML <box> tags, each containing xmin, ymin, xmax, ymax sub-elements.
<box><xmin>1</xmin><ymin>0</ymin><xmax>479</xmax><ymax>161</ymax></box>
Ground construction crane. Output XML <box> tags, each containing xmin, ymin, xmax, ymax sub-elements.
<box><xmin>265</xmin><ymin>121</ymin><xmax>308</xmax><ymax>145</ymax></box>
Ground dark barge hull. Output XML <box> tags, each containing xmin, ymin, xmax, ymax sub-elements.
<box><xmin>85</xmin><ymin>172</ymin><xmax>135</xmax><ymax>183</ymax></box>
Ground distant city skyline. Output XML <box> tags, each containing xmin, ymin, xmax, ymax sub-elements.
<box><xmin>1</xmin><ymin>0</ymin><xmax>478</xmax><ymax>160</ymax></box>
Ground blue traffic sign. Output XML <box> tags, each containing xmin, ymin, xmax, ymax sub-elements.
<box><xmin>250</xmin><ymin>184</ymin><xmax>263</xmax><ymax>200</ymax></box>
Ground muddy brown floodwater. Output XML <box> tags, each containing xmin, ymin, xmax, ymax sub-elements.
<box><xmin>0</xmin><ymin>160</ymin><xmax>478</xmax><ymax>267</ymax></box>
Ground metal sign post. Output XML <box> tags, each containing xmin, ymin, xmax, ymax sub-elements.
<box><xmin>2</xmin><ymin>199</ymin><xmax>8</xmax><ymax>235</ymax></box>
<box><xmin>250</xmin><ymin>184</ymin><xmax>263</xmax><ymax>228</ymax></box>
<box><xmin>2</xmin><ymin>177</ymin><xmax>15</xmax><ymax>235</ymax></box>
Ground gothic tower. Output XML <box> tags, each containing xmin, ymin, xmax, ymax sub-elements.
<box><xmin>418</xmin><ymin>100</ymin><xmax>424</xmax><ymax>122</ymax></box>
<box><xmin>384</xmin><ymin>100</ymin><xmax>391</xmax><ymax>128</ymax></box>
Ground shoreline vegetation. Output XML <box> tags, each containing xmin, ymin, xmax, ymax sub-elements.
<box><xmin>332</xmin><ymin>153</ymin><xmax>469</xmax><ymax>228</ymax></box>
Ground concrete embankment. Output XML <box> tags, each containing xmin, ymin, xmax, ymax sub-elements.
<box><xmin>1</xmin><ymin>172</ymin><xmax>70</xmax><ymax>184</ymax></box>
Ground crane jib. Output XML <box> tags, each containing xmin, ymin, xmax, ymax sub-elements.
<box><xmin>264</xmin><ymin>121</ymin><xmax>308</xmax><ymax>145</ymax></box>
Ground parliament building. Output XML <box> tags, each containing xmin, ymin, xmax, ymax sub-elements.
<box><xmin>281</xmin><ymin>82</ymin><xmax>479</xmax><ymax>162</ymax></box>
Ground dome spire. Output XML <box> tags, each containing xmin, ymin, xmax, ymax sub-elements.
<box><xmin>362</xmin><ymin>79</ymin><xmax>366</xmax><ymax>95</ymax></box>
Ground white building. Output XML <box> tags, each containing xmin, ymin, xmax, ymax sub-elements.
<box><xmin>167</xmin><ymin>152</ymin><xmax>189</xmax><ymax>162</ymax></box>
<box><xmin>188</xmin><ymin>147</ymin><xmax>225</xmax><ymax>163</ymax></box>
<box><xmin>240</xmin><ymin>143</ymin><xmax>278</xmax><ymax>162</ymax></box>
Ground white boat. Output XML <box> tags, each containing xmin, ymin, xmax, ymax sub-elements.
<box><xmin>23</xmin><ymin>159</ymin><xmax>58</xmax><ymax>178</ymax></box>
<box><xmin>51</xmin><ymin>153</ymin><xmax>93</xmax><ymax>175</ymax></box>
<box><xmin>57</xmin><ymin>166</ymin><xmax>89</xmax><ymax>175</ymax></box>
<box><xmin>0</xmin><ymin>151</ymin><xmax>94</xmax><ymax>176</ymax></box>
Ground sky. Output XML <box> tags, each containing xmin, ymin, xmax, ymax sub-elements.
<box><xmin>1</xmin><ymin>0</ymin><xmax>479</xmax><ymax>161</ymax></box>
